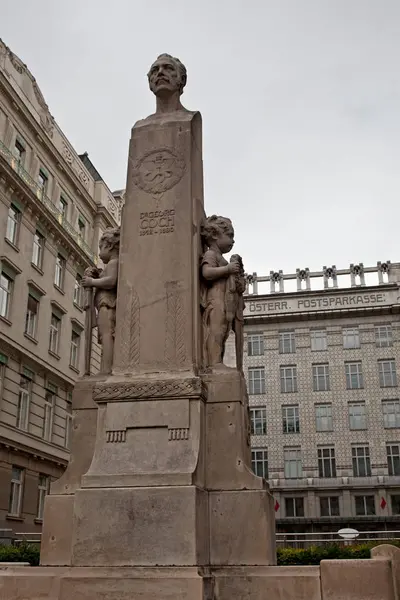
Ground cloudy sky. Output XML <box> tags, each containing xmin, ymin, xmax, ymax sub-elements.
<box><xmin>1</xmin><ymin>0</ymin><xmax>399</xmax><ymax>280</ymax></box>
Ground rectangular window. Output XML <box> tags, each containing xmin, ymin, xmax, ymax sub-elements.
<box><xmin>280</xmin><ymin>366</ymin><xmax>297</xmax><ymax>393</ymax></box>
<box><xmin>43</xmin><ymin>391</ymin><xmax>55</xmax><ymax>441</ymax></box>
<box><xmin>37</xmin><ymin>168</ymin><xmax>48</xmax><ymax>194</ymax></box>
<box><xmin>6</xmin><ymin>204</ymin><xmax>20</xmax><ymax>245</ymax></box>
<box><xmin>379</xmin><ymin>360</ymin><xmax>397</xmax><ymax>388</ymax></box>
<box><xmin>248</xmin><ymin>367</ymin><xmax>266</xmax><ymax>395</ymax></box>
<box><xmin>355</xmin><ymin>495</ymin><xmax>375</xmax><ymax>516</ymax></box>
<box><xmin>250</xmin><ymin>407</ymin><xmax>267</xmax><ymax>435</ymax></box>
<box><xmin>376</xmin><ymin>325</ymin><xmax>393</xmax><ymax>348</ymax></box>
<box><xmin>348</xmin><ymin>402</ymin><xmax>367</xmax><ymax>430</ymax></box>
<box><xmin>73</xmin><ymin>274</ymin><xmax>83</xmax><ymax>308</ymax></box>
<box><xmin>282</xmin><ymin>405</ymin><xmax>300</xmax><ymax>433</ymax></box>
<box><xmin>251</xmin><ymin>448</ymin><xmax>268</xmax><ymax>479</ymax></box>
<box><xmin>318</xmin><ymin>447</ymin><xmax>337</xmax><ymax>478</ymax></box>
<box><xmin>58</xmin><ymin>195</ymin><xmax>68</xmax><ymax>219</ymax></box>
<box><xmin>343</xmin><ymin>327</ymin><xmax>360</xmax><ymax>349</ymax></box>
<box><xmin>24</xmin><ymin>294</ymin><xmax>39</xmax><ymax>338</ymax></box>
<box><xmin>65</xmin><ymin>407</ymin><xmax>72</xmax><ymax>449</ymax></box>
<box><xmin>17</xmin><ymin>375</ymin><xmax>31</xmax><ymax>431</ymax></box>
<box><xmin>387</xmin><ymin>444</ymin><xmax>400</xmax><ymax>476</ymax></box>
<box><xmin>284</xmin><ymin>448</ymin><xmax>302</xmax><ymax>479</ymax></box>
<box><xmin>78</xmin><ymin>216</ymin><xmax>86</xmax><ymax>241</ymax></box>
<box><xmin>352</xmin><ymin>446</ymin><xmax>371</xmax><ymax>477</ymax></box>
<box><xmin>36</xmin><ymin>474</ymin><xmax>50</xmax><ymax>520</ymax></box>
<box><xmin>382</xmin><ymin>400</ymin><xmax>400</xmax><ymax>428</ymax></box>
<box><xmin>345</xmin><ymin>362</ymin><xmax>363</xmax><ymax>389</ymax></box>
<box><xmin>49</xmin><ymin>314</ymin><xmax>61</xmax><ymax>355</ymax></box>
<box><xmin>70</xmin><ymin>330</ymin><xmax>81</xmax><ymax>370</ymax></box>
<box><xmin>54</xmin><ymin>254</ymin><xmax>65</xmax><ymax>289</ymax></box>
<box><xmin>311</xmin><ymin>329</ymin><xmax>327</xmax><ymax>351</ymax></box>
<box><xmin>320</xmin><ymin>496</ymin><xmax>340</xmax><ymax>517</ymax></box>
<box><xmin>8</xmin><ymin>466</ymin><xmax>24</xmax><ymax>516</ymax></box>
<box><xmin>285</xmin><ymin>497</ymin><xmax>304</xmax><ymax>517</ymax></box>
<box><xmin>0</xmin><ymin>272</ymin><xmax>13</xmax><ymax>319</ymax></box>
<box><xmin>391</xmin><ymin>495</ymin><xmax>400</xmax><ymax>515</ymax></box>
<box><xmin>315</xmin><ymin>404</ymin><xmax>333</xmax><ymax>432</ymax></box>
<box><xmin>279</xmin><ymin>331</ymin><xmax>296</xmax><ymax>354</ymax></box>
<box><xmin>313</xmin><ymin>364</ymin><xmax>330</xmax><ymax>391</ymax></box>
<box><xmin>247</xmin><ymin>333</ymin><xmax>264</xmax><ymax>356</ymax></box>
<box><xmin>32</xmin><ymin>231</ymin><xmax>44</xmax><ymax>269</ymax></box>
<box><xmin>13</xmin><ymin>139</ymin><xmax>25</xmax><ymax>165</ymax></box>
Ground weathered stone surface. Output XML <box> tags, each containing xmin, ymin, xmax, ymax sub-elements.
<box><xmin>372</xmin><ymin>544</ymin><xmax>400</xmax><ymax>599</ymax></box>
<box><xmin>70</xmin><ymin>486</ymin><xmax>208</xmax><ymax>567</ymax></box>
<box><xmin>40</xmin><ymin>495</ymin><xmax>74</xmax><ymax>567</ymax></box>
<box><xmin>320</xmin><ymin>558</ymin><xmax>396</xmax><ymax>600</ymax></box>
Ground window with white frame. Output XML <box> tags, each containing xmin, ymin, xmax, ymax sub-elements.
<box><xmin>342</xmin><ymin>327</ymin><xmax>360</xmax><ymax>349</ymax></box>
<box><xmin>313</xmin><ymin>364</ymin><xmax>330</xmax><ymax>391</ymax></box>
<box><xmin>279</xmin><ymin>331</ymin><xmax>296</xmax><ymax>354</ymax></box>
<box><xmin>376</xmin><ymin>325</ymin><xmax>393</xmax><ymax>348</ymax></box>
<box><xmin>379</xmin><ymin>360</ymin><xmax>397</xmax><ymax>388</ymax></box>
<box><xmin>345</xmin><ymin>362</ymin><xmax>363</xmax><ymax>389</ymax></box>
<box><xmin>0</xmin><ymin>272</ymin><xmax>13</xmax><ymax>319</ymax></box>
<box><xmin>43</xmin><ymin>390</ymin><xmax>55</xmax><ymax>441</ymax></box>
<box><xmin>318</xmin><ymin>447</ymin><xmax>336</xmax><ymax>478</ymax></box>
<box><xmin>352</xmin><ymin>446</ymin><xmax>371</xmax><ymax>477</ymax></box>
<box><xmin>8</xmin><ymin>466</ymin><xmax>24</xmax><ymax>516</ymax></box>
<box><xmin>6</xmin><ymin>204</ymin><xmax>20</xmax><ymax>245</ymax></box>
<box><xmin>348</xmin><ymin>402</ymin><xmax>367</xmax><ymax>430</ymax></box>
<box><xmin>311</xmin><ymin>329</ymin><xmax>327</xmax><ymax>351</ymax></box>
<box><xmin>49</xmin><ymin>314</ymin><xmax>61</xmax><ymax>355</ymax></box>
<box><xmin>355</xmin><ymin>495</ymin><xmax>375</xmax><ymax>516</ymax></box>
<box><xmin>284</xmin><ymin>447</ymin><xmax>302</xmax><ymax>478</ymax></box>
<box><xmin>282</xmin><ymin>405</ymin><xmax>300</xmax><ymax>433</ymax></box>
<box><xmin>24</xmin><ymin>294</ymin><xmax>39</xmax><ymax>338</ymax></box>
<box><xmin>382</xmin><ymin>400</ymin><xmax>400</xmax><ymax>428</ymax></box>
<box><xmin>70</xmin><ymin>330</ymin><xmax>81</xmax><ymax>370</ymax></box>
<box><xmin>387</xmin><ymin>444</ymin><xmax>400</xmax><ymax>476</ymax></box>
<box><xmin>17</xmin><ymin>374</ymin><xmax>32</xmax><ymax>431</ymax></box>
<box><xmin>280</xmin><ymin>365</ymin><xmax>297</xmax><ymax>393</ymax></box>
<box><xmin>54</xmin><ymin>254</ymin><xmax>65</xmax><ymax>289</ymax></box>
<box><xmin>37</xmin><ymin>168</ymin><xmax>48</xmax><ymax>194</ymax></box>
<box><xmin>248</xmin><ymin>367</ymin><xmax>265</xmax><ymax>395</ymax></box>
<box><xmin>315</xmin><ymin>403</ymin><xmax>333</xmax><ymax>432</ymax></box>
<box><xmin>285</xmin><ymin>496</ymin><xmax>304</xmax><ymax>517</ymax></box>
<box><xmin>36</xmin><ymin>474</ymin><xmax>50</xmax><ymax>520</ymax></box>
<box><xmin>250</xmin><ymin>407</ymin><xmax>267</xmax><ymax>435</ymax></box>
<box><xmin>57</xmin><ymin>195</ymin><xmax>68</xmax><ymax>219</ymax></box>
<box><xmin>32</xmin><ymin>231</ymin><xmax>44</xmax><ymax>269</ymax></box>
<box><xmin>320</xmin><ymin>496</ymin><xmax>340</xmax><ymax>517</ymax></box>
<box><xmin>251</xmin><ymin>448</ymin><xmax>268</xmax><ymax>479</ymax></box>
<box><xmin>0</xmin><ymin>356</ymin><xmax>6</xmax><ymax>401</ymax></box>
<box><xmin>78</xmin><ymin>216</ymin><xmax>86</xmax><ymax>241</ymax></box>
<box><xmin>247</xmin><ymin>333</ymin><xmax>264</xmax><ymax>356</ymax></box>
<box><xmin>73</xmin><ymin>274</ymin><xmax>83</xmax><ymax>308</ymax></box>
<box><xmin>391</xmin><ymin>495</ymin><xmax>400</xmax><ymax>515</ymax></box>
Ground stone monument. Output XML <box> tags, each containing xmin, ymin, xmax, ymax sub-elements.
<box><xmin>0</xmin><ymin>52</ymin><xmax>277</xmax><ymax>599</ymax></box>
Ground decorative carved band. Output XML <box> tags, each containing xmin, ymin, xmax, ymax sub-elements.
<box><xmin>106</xmin><ymin>430</ymin><xmax>126</xmax><ymax>443</ymax></box>
<box><xmin>93</xmin><ymin>377</ymin><xmax>203</xmax><ymax>401</ymax></box>
<box><xmin>168</xmin><ymin>427</ymin><xmax>189</xmax><ymax>441</ymax></box>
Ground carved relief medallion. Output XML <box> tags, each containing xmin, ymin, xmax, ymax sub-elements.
<box><xmin>131</xmin><ymin>147</ymin><xmax>185</xmax><ymax>199</ymax></box>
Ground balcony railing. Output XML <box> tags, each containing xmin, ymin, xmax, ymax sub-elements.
<box><xmin>0</xmin><ymin>140</ymin><xmax>96</xmax><ymax>263</ymax></box>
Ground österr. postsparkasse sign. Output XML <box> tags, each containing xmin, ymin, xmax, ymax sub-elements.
<box><xmin>244</xmin><ymin>289</ymin><xmax>398</xmax><ymax>317</ymax></box>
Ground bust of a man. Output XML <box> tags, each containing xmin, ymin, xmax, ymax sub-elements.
<box><xmin>147</xmin><ymin>53</ymin><xmax>188</xmax><ymax>115</ymax></box>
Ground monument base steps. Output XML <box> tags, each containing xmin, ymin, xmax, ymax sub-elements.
<box><xmin>1</xmin><ymin>556</ymin><xmax>399</xmax><ymax>600</ymax></box>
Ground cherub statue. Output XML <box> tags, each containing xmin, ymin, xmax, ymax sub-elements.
<box><xmin>200</xmin><ymin>215</ymin><xmax>241</xmax><ymax>370</ymax></box>
<box><xmin>81</xmin><ymin>228</ymin><xmax>120</xmax><ymax>375</ymax></box>
<box><xmin>225</xmin><ymin>253</ymin><xmax>247</xmax><ymax>371</ymax></box>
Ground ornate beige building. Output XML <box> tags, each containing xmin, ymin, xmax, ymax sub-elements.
<box><xmin>227</xmin><ymin>262</ymin><xmax>400</xmax><ymax>535</ymax></box>
<box><xmin>0</xmin><ymin>39</ymin><xmax>122</xmax><ymax>535</ymax></box>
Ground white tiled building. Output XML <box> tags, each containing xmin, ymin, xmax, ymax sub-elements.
<box><xmin>228</xmin><ymin>261</ymin><xmax>400</xmax><ymax>534</ymax></box>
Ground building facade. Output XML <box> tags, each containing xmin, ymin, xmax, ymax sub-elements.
<box><xmin>226</xmin><ymin>261</ymin><xmax>400</xmax><ymax>535</ymax></box>
<box><xmin>0</xmin><ymin>39</ymin><xmax>122</xmax><ymax>534</ymax></box>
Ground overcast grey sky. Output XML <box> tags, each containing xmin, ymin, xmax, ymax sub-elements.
<box><xmin>1</xmin><ymin>0</ymin><xmax>399</xmax><ymax>277</ymax></box>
